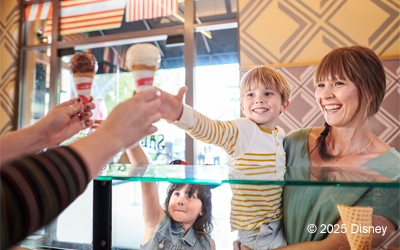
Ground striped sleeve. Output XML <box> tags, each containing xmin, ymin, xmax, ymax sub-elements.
<box><xmin>1</xmin><ymin>146</ymin><xmax>89</xmax><ymax>250</ymax></box>
<box><xmin>171</xmin><ymin>104</ymin><xmax>240</xmax><ymax>156</ymax></box>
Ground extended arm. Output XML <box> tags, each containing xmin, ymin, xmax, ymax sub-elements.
<box><xmin>0</xmin><ymin>98</ymin><xmax>94</xmax><ymax>164</ymax></box>
<box><xmin>211</xmin><ymin>238</ymin><xmax>216</xmax><ymax>250</ymax></box>
<box><xmin>173</xmin><ymin>104</ymin><xmax>241</xmax><ymax>156</ymax></box>
<box><xmin>126</xmin><ymin>146</ymin><xmax>165</xmax><ymax>245</ymax></box>
<box><xmin>1</xmin><ymin>89</ymin><xmax>161</xmax><ymax>250</ymax></box>
<box><xmin>157</xmin><ymin>87</ymin><xmax>241</xmax><ymax>156</ymax></box>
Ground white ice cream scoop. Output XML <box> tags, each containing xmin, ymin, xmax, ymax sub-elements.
<box><xmin>126</xmin><ymin>43</ymin><xmax>161</xmax><ymax>70</ymax></box>
<box><xmin>126</xmin><ymin>43</ymin><xmax>161</xmax><ymax>93</ymax></box>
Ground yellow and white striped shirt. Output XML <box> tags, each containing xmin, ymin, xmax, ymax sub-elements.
<box><xmin>172</xmin><ymin>105</ymin><xmax>286</xmax><ymax>231</ymax></box>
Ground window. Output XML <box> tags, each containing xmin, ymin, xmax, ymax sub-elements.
<box><xmin>19</xmin><ymin>1</ymin><xmax>238</xmax><ymax>249</ymax></box>
<box><xmin>20</xmin><ymin>49</ymin><xmax>51</xmax><ymax>127</ymax></box>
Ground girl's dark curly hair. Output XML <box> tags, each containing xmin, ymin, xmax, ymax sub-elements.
<box><xmin>164</xmin><ymin>183</ymin><xmax>213</xmax><ymax>249</ymax></box>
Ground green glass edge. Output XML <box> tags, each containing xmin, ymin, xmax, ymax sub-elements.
<box><xmin>95</xmin><ymin>176</ymin><xmax>400</xmax><ymax>187</ymax></box>
<box><xmin>20</xmin><ymin>243</ymin><xmax>72</xmax><ymax>249</ymax></box>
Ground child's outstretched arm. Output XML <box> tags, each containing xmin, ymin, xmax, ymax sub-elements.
<box><xmin>157</xmin><ymin>86</ymin><xmax>246</xmax><ymax>158</ymax></box>
<box><xmin>126</xmin><ymin>146</ymin><xmax>165</xmax><ymax>245</ymax></box>
<box><xmin>157</xmin><ymin>86</ymin><xmax>187</xmax><ymax>121</ymax></box>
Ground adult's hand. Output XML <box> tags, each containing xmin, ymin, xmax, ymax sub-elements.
<box><xmin>155</xmin><ymin>86</ymin><xmax>187</xmax><ymax>121</ymax></box>
<box><xmin>69</xmin><ymin>88</ymin><xmax>162</xmax><ymax>179</ymax></box>
<box><xmin>35</xmin><ymin>97</ymin><xmax>95</xmax><ymax>147</ymax></box>
<box><xmin>0</xmin><ymin>97</ymin><xmax>95</xmax><ymax>165</ymax></box>
<box><xmin>97</xmin><ymin>88</ymin><xmax>162</xmax><ymax>149</ymax></box>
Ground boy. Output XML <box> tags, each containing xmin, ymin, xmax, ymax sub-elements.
<box><xmin>158</xmin><ymin>66</ymin><xmax>290</xmax><ymax>249</ymax></box>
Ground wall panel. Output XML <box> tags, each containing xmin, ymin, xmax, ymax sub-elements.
<box><xmin>238</xmin><ymin>0</ymin><xmax>400</xmax><ymax>151</ymax></box>
<box><xmin>0</xmin><ymin>0</ymin><xmax>20</xmax><ymax>134</ymax></box>
<box><xmin>239</xmin><ymin>0</ymin><xmax>400</xmax><ymax>68</ymax></box>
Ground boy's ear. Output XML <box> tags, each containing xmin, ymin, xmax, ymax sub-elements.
<box><xmin>240</xmin><ymin>102</ymin><xmax>244</xmax><ymax>113</ymax></box>
<box><xmin>280</xmin><ymin>100</ymin><xmax>289</xmax><ymax>113</ymax></box>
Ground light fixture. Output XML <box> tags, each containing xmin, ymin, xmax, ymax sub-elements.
<box><xmin>166</xmin><ymin>35</ymin><xmax>184</xmax><ymax>47</ymax></box>
<box><xmin>74</xmin><ymin>35</ymin><xmax>168</xmax><ymax>50</ymax></box>
<box><xmin>36</xmin><ymin>31</ymin><xmax>48</xmax><ymax>43</ymax></box>
<box><xmin>195</xmin><ymin>22</ymin><xmax>238</xmax><ymax>32</ymax></box>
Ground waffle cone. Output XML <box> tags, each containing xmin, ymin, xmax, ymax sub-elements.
<box><xmin>131</xmin><ymin>65</ymin><xmax>156</xmax><ymax>71</ymax></box>
<box><xmin>73</xmin><ymin>72</ymin><xmax>94</xmax><ymax>78</ymax></box>
<box><xmin>337</xmin><ymin>205</ymin><xmax>373</xmax><ymax>250</ymax></box>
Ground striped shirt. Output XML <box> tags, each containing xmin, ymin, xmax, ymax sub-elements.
<box><xmin>1</xmin><ymin>146</ymin><xmax>89</xmax><ymax>249</ymax></box>
<box><xmin>171</xmin><ymin>105</ymin><xmax>286</xmax><ymax>231</ymax></box>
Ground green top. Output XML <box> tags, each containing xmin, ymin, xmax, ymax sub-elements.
<box><xmin>283</xmin><ymin>128</ymin><xmax>400</xmax><ymax>244</ymax></box>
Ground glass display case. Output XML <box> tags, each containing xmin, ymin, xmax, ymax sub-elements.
<box><xmin>18</xmin><ymin>164</ymin><xmax>400</xmax><ymax>250</ymax></box>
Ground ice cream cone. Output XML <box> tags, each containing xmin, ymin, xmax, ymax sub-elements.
<box><xmin>126</xmin><ymin>43</ymin><xmax>161</xmax><ymax>93</ymax></box>
<box><xmin>337</xmin><ymin>204</ymin><xmax>373</xmax><ymax>250</ymax></box>
<box><xmin>132</xmin><ymin>67</ymin><xmax>155</xmax><ymax>93</ymax></box>
<box><xmin>69</xmin><ymin>52</ymin><xmax>98</xmax><ymax>108</ymax></box>
<box><xmin>73</xmin><ymin>76</ymin><xmax>93</xmax><ymax>106</ymax></box>
<box><xmin>73</xmin><ymin>72</ymin><xmax>94</xmax><ymax>78</ymax></box>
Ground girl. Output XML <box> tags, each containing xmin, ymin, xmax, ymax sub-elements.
<box><xmin>127</xmin><ymin>146</ymin><xmax>216</xmax><ymax>250</ymax></box>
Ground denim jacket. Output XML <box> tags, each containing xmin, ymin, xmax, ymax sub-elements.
<box><xmin>141</xmin><ymin>212</ymin><xmax>211</xmax><ymax>250</ymax></box>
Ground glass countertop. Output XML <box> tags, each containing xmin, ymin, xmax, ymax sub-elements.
<box><xmin>96</xmin><ymin>164</ymin><xmax>400</xmax><ymax>187</ymax></box>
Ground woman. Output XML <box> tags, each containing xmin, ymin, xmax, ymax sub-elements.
<box><xmin>1</xmin><ymin>89</ymin><xmax>162</xmax><ymax>249</ymax></box>
<box><xmin>282</xmin><ymin>45</ymin><xmax>399</xmax><ymax>249</ymax></box>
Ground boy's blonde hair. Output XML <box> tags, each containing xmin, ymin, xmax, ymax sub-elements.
<box><xmin>240</xmin><ymin>66</ymin><xmax>291</xmax><ymax>104</ymax></box>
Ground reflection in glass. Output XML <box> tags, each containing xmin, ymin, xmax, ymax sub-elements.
<box><xmin>21</xmin><ymin>50</ymin><xmax>51</xmax><ymax>128</ymax></box>
<box><xmin>25</xmin><ymin>19</ymin><xmax>51</xmax><ymax>46</ymax></box>
<box><xmin>284</xmin><ymin>166</ymin><xmax>399</xmax><ymax>248</ymax></box>
<box><xmin>98</xmin><ymin>164</ymin><xmax>400</xmax><ymax>186</ymax></box>
<box><xmin>19</xmin><ymin>164</ymin><xmax>399</xmax><ymax>249</ymax></box>
<box><xmin>309</xmin><ymin>166</ymin><xmax>396</xmax><ymax>183</ymax></box>
<box><xmin>195</xmin><ymin>0</ymin><xmax>237</xmax><ymax>23</ymax></box>
<box><xmin>103</xmin><ymin>164</ymin><xmax>399</xmax><ymax>249</ymax></box>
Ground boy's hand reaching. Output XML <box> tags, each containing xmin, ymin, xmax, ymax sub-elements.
<box><xmin>156</xmin><ymin>86</ymin><xmax>187</xmax><ymax>121</ymax></box>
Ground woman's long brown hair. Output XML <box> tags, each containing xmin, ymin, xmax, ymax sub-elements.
<box><xmin>313</xmin><ymin>45</ymin><xmax>386</xmax><ymax>161</ymax></box>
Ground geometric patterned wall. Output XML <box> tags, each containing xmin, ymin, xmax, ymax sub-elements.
<box><xmin>239</xmin><ymin>0</ymin><xmax>400</xmax><ymax>69</ymax></box>
<box><xmin>0</xmin><ymin>0</ymin><xmax>19</xmax><ymax>135</ymax></box>
<box><xmin>239</xmin><ymin>0</ymin><xmax>400</xmax><ymax>151</ymax></box>
<box><xmin>274</xmin><ymin>60</ymin><xmax>400</xmax><ymax>152</ymax></box>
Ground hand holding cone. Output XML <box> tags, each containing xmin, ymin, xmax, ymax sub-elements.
<box><xmin>337</xmin><ymin>204</ymin><xmax>373</xmax><ymax>250</ymax></box>
<box><xmin>69</xmin><ymin>52</ymin><xmax>98</xmax><ymax>107</ymax></box>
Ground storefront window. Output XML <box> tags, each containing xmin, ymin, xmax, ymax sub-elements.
<box><xmin>20</xmin><ymin>49</ymin><xmax>51</xmax><ymax>128</ymax></box>
<box><xmin>193</xmin><ymin>28</ymin><xmax>239</xmax><ymax>248</ymax></box>
<box><xmin>19</xmin><ymin>1</ymin><xmax>239</xmax><ymax>249</ymax></box>
<box><xmin>194</xmin><ymin>28</ymin><xmax>239</xmax><ymax>167</ymax></box>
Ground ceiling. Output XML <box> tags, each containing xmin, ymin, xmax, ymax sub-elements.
<box><xmin>84</xmin><ymin>0</ymin><xmax>238</xmax><ymax>71</ymax></box>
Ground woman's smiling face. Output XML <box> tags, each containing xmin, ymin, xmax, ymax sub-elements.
<box><xmin>315</xmin><ymin>77</ymin><xmax>360</xmax><ymax>127</ymax></box>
